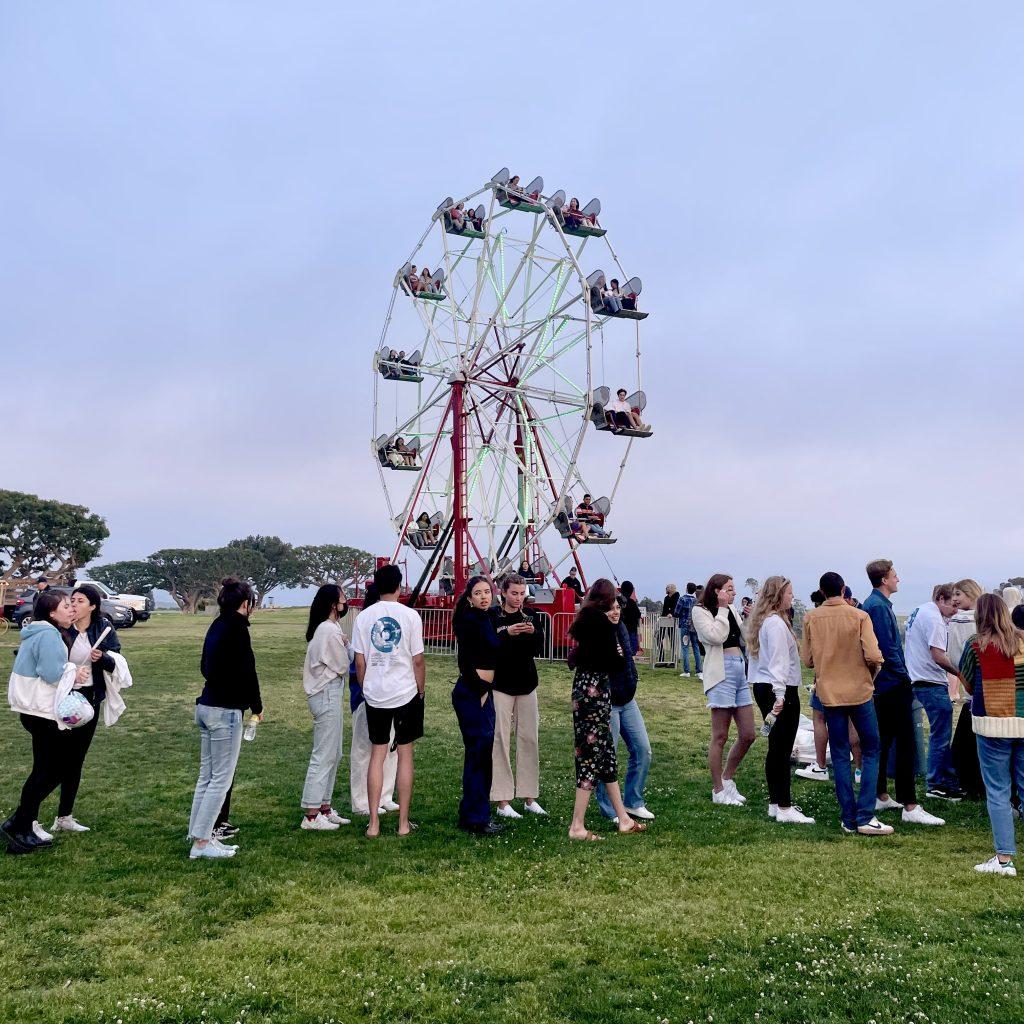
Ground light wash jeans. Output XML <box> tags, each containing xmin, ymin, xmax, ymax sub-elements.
<box><xmin>679</xmin><ymin>629</ymin><xmax>702</xmax><ymax>674</ymax></box>
<box><xmin>188</xmin><ymin>704</ymin><xmax>243</xmax><ymax>840</ymax></box>
<box><xmin>301</xmin><ymin>680</ymin><xmax>344</xmax><ymax>809</ymax></box>
<box><xmin>597</xmin><ymin>699</ymin><xmax>653</xmax><ymax>817</ymax></box>
<box><xmin>975</xmin><ymin>735</ymin><xmax>1024</xmax><ymax>856</ymax></box>
<box><xmin>914</xmin><ymin>683</ymin><xmax>958</xmax><ymax>791</ymax></box>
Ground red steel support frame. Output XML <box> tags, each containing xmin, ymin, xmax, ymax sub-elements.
<box><xmin>451</xmin><ymin>379</ymin><xmax>468</xmax><ymax>598</ymax></box>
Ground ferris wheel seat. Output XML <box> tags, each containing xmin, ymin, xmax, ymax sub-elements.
<box><xmin>416</xmin><ymin>291</ymin><xmax>448</xmax><ymax>302</ymax></box>
<box><xmin>562</xmin><ymin>224</ymin><xmax>606</xmax><ymax>238</ymax></box>
<box><xmin>498</xmin><ymin>199</ymin><xmax>546</xmax><ymax>214</ymax></box>
<box><xmin>445</xmin><ymin>225</ymin><xmax>486</xmax><ymax>239</ymax></box>
<box><xmin>605</xmin><ymin>307</ymin><xmax>648</xmax><ymax>320</ymax></box>
<box><xmin>583</xmin><ymin>536</ymin><xmax>617</xmax><ymax>545</ymax></box>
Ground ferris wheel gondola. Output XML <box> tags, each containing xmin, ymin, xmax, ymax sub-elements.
<box><xmin>372</xmin><ymin>168</ymin><xmax>652</xmax><ymax>600</ymax></box>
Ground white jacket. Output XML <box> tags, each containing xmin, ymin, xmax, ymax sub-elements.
<box><xmin>747</xmin><ymin>614</ymin><xmax>801</xmax><ymax>700</ymax></box>
<box><xmin>101</xmin><ymin>651</ymin><xmax>133</xmax><ymax>726</ymax></box>
<box><xmin>692</xmin><ymin>604</ymin><xmax>744</xmax><ymax>693</ymax></box>
<box><xmin>302</xmin><ymin>620</ymin><xmax>351</xmax><ymax>696</ymax></box>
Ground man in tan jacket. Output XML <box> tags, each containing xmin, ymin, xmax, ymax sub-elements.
<box><xmin>802</xmin><ymin>571</ymin><xmax>892</xmax><ymax>836</ymax></box>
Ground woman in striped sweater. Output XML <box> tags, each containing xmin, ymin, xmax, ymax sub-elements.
<box><xmin>958</xmin><ymin>593</ymin><xmax>1024</xmax><ymax>878</ymax></box>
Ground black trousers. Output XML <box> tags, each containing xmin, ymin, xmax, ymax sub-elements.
<box><xmin>874</xmin><ymin>683</ymin><xmax>917</xmax><ymax>805</ymax></box>
<box><xmin>451</xmin><ymin>679</ymin><xmax>495</xmax><ymax>827</ymax></box>
<box><xmin>14</xmin><ymin>690</ymin><xmax>101</xmax><ymax>830</ymax></box>
<box><xmin>951</xmin><ymin>704</ymin><xmax>985</xmax><ymax>799</ymax></box>
<box><xmin>753</xmin><ymin>683</ymin><xmax>800</xmax><ymax>807</ymax></box>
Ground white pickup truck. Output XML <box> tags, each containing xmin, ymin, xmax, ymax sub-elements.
<box><xmin>76</xmin><ymin>579</ymin><xmax>153</xmax><ymax>625</ymax></box>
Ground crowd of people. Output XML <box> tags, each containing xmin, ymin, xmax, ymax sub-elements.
<box><xmin>6</xmin><ymin>562</ymin><xmax>1022</xmax><ymax>878</ymax></box>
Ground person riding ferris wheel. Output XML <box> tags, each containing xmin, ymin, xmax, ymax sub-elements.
<box><xmin>372</xmin><ymin>167</ymin><xmax>653</xmax><ymax>604</ymax></box>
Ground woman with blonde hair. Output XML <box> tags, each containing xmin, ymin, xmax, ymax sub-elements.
<box><xmin>949</xmin><ymin>578</ymin><xmax>985</xmax><ymax>798</ymax></box>
<box><xmin>746</xmin><ymin>577</ymin><xmax>814</xmax><ymax>824</ymax></box>
<box><xmin>958</xmin><ymin>593</ymin><xmax>1024</xmax><ymax>876</ymax></box>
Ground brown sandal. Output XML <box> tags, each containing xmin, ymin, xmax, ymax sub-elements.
<box><xmin>570</xmin><ymin>831</ymin><xmax>604</xmax><ymax>842</ymax></box>
<box><xmin>619</xmin><ymin>821</ymin><xmax>648</xmax><ymax>834</ymax></box>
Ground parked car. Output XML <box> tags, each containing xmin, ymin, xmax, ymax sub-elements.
<box><xmin>14</xmin><ymin>585</ymin><xmax>134</xmax><ymax>630</ymax></box>
<box><xmin>74</xmin><ymin>578</ymin><xmax>153</xmax><ymax>623</ymax></box>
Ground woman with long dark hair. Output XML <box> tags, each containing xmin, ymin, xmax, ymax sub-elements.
<box><xmin>568</xmin><ymin>579</ymin><xmax>646</xmax><ymax>840</ymax></box>
<box><xmin>49</xmin><ymin>584</ymin><xmax>122</xmax><ymax>833</ymax></box>
<box><xmin>2</xmin><ymin>591</ymin><xmax>84</xmax><ymax>854</ymax></box>
<box><xmin>187</xmin><ymin>578</ymin><xmax>262</xmax><ymax>861</ymax></box>
<box><xmin>299</xmin><ymin>584</ymin><xmax>353</xmax><ymax>831</ymax></box>
<box><xmin>693</xmin><ymin>573</ymin><xmax>755</xmax><ymax>806</ymax></box>
<box><xmin>452</xmin><ymin>576</ymin><xmax>503</xmax><ymax>835</ymax></box>
<box><xmin>959</xmin><ymin>593</ymin><xmax>1024</xmax><ymax>877</ymax></box>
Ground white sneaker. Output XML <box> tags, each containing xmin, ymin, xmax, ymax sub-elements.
<box><xmin>190</xmin><ymin>841</ymin><xmax>236</xmax><ymax>860</ymax></box>
<box><xmin>974</xmin><ymin>855</ymin><xmax>1017</xmax><ymax>877</ymax></box>
<box><xmin>776</xmin><ymin>805</ymin><xmax>816</xmax><ymax>825</ymax></box>
<box><xmin>323</xmin><ymin>809</ymin><xmax>351</xmax><ymax>825</ymax></box>
<box><xmin>855</xmin><ymin>768</ymin><xmax>863</xmax><ymax>785</ymax></box>
<box><xmin>381</xmin><ymin>799</ymin><xmax>400</xmax><ymax>812</ymax></box>
<box><xmin>768</xmin><ymin>803</ymin><xmax>778</xmax><ymax>819</ymax></box>
<box><xmin>496</xmin><ymin>804</ymin><xmax>523</xmax><ymax>819</ymax></box>
<box><xmin>52</xmin><ymin>815</ymin><xmax>89</xmax><ymax>833</ymax></box>
<box><xmin>724</xmin><ymin>779</ymin><xmax>747</xmax><ymax>803</ymax></box>
<box><xmin>32</xmin><ymin>821</ymin><xmax>53</xmax><ymax>842</ymax></box>
<box><xmin>876</xmin><ymin>796</ymin><xmax>904</xmax><ymax>812</ymax></box>
<box><xmin>795</xmin><ymin>764</ymin><xmax>829</xmax><ymax>782</ymax></box>
<box><xmin>696</xmin><ymin>672</ymin><xmax>703</xmax><ymax>681</ymax></box>
<box><xmin>625</xmin><ymin>805</ymin><xmax>655</xmax><ymax>820</ymax></box>
<box><xmin>211</xmin><ymin>837</ymin><xmax>239</xmax><ymax>852</ymax></box>
<box><xmin>523</xmin><ymin>801</ymin><xmax>548</xmax><ymax>816</ymax></box>
<box><xmin>857</xmin><ymin>817</ymin><xmax>894</xmax><ymax>836</ymax></box>
<box><xmin>712</xmin><ymin>788</ymin><xmax>742</xmax><ymax>806</ymax></box>
<box><xmin>300</xmin><ymin>813</ymin><xmax>340</xmax><ymax>831</ymax></box>
<box><xmin>902</xmin><ymin>805</ymin><xmax>945</xmax><ymax>826</ymax></box>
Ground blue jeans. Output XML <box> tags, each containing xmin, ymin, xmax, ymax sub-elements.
<box><xmin>597</xmin><ymin>699</ymin><xmax>652</xmax><ymax>817</ymax></box>
<box><xmin>975</xmin><ymin>735</ymin><xmax>1024</xmax><ymax>856</ymax></box>
<box><xmin>452</xmin><ymin>680</ymin><xmax>495</xmax><ymax>827</ymax></box>
<box><xmin>679</xmin><ymin>629</ymin><xmax>702</xmax><ymax>673</ymax></box>
<box><xmin>914</xmin><ymin>683</ymin><xmax>958</xmax><ymax>791</ymax></box>
<box><xmin>188</xmin><ymin>704</ymin><xmax>244</xmax><ymax>840</ymax></box>
<box><xmin>823</xmin><ymin>700</ymin><xmax>881</xmax><ymax>828</ymax></box>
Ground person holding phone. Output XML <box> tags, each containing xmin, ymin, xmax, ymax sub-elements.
<box><xmin>490</xmin><ymin>574</ymin><xmax>547</xmax><ymax>820</ymax></box>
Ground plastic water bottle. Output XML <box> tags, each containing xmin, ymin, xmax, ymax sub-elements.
<box><xmin>759</xmin><ymin>711</ymin><xmax>777</xmax><ymax>738</ymax></box>
<box><xmin>244</xmin><ymin>714</ymin><xmax>261</xmax><ymax>742</ymax></box>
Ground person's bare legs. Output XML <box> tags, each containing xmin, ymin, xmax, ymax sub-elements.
<box><xmin>366</xmin><ymin>744</ymin><xmax>387</xmax><ymax>837</ymax></box>
<box><xmin>603</xmin><ymin>781</ymin><xmax>637</xmax><ymax>832</ymax></box>
<box><xmin>849</xmin><ymin>721</ymin><xmax>862</xmax><ymax>770</ymax></box>
<box><xmin>569</xmin><ymin>787</ymin><xmax>594</xmax><ymax>838</ymax></box>
<box><xmin>709</xmin><ymin>709</ymin><xmax>732</xmax><ymax>791</ymax></box>
<box><xmin>723</xmin><ymin>705</ymin><xmax>756</xmax><ymax>781</ymax></box>
<box><xmin>395</xmin><ymin>743</ymin><xmax>415</xmax><ymax>835</ymax></box>
<box><xmin>813</xmin><ymin>709</ymin><xmax>828</xmax><ymax>769</ymax></box>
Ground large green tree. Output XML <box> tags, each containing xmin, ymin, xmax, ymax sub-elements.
<box><xmin>87</xmin><ymin>560</ymin><xmax>161</xmax><ymax>597</ymax></box>
<box><xmin>227</xmin><ymin>535</ymin><xmax>301</xmax><ymax>608</ymax></box>
<box><xmin>0</xmin><ymin>489</ymin><xmax>108</xmax><ymax>583</ymax></box>
<box><xmin>294</xmin><ymin>544</ymin><xmax>375</xmax><ymax>591</ymax></box>
<box><xmin>146</xmin><ymin>547</ymin><xmax>267</xmax><ymax>613</ymax></box>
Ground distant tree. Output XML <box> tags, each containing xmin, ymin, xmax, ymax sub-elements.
<box><xmin>146</xmin><ymin>547</ymin><xmax>266</xmax><ymax>613</ymax></box>
<box><xmin>744</xmin><ymin>577</ymin><xmax>761</xmax><ymax>597</ymax></box>
<box><xmin>88</xmin><ymin>560</ymin><xmax>160</xmax><ymax>598</ymax></box>
<box><xmin>295</xmin><ymin>544</ymin><xmax>375</xmax><ymax>591</ymax></box>
<box><xmin>1000</xmin><ymin>576</ymin><xmax>1024</xmax><ymax>590</ymax></box>
<box><xmin>638</xmin><ymin>596</ymin><xmax>660</xmax><ymax>614</ymax></box>
<box><xmin>0</xmin><ymin>489</ymin><xmax>108</xmax><ymax>583</ymax></box>
<box><xmin>227</xmin><ymin>535</ymin><xmax>301</xmax><ymax>608</ymax></box>
<box><xmin>791</xmin><ymin>596</ymin><xmax>808</xmax><ymax>639</ymax></box>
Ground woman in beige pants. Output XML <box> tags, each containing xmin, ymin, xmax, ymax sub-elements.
<box><xmin>490</xmin><ymin>575</ymin><xmax>548</xmax><ymax>819</ymax></box>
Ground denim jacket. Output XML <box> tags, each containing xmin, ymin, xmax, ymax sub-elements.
<box><xmin>860</xmin><ymin>589</ymin><xmax>910</xmax><ymax>694</ymax></box>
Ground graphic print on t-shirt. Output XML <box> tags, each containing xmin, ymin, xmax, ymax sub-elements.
<box><xmin>371</xmin><ymin>616</ymin><xmax>402</xmax><ymax>653</ymax></box>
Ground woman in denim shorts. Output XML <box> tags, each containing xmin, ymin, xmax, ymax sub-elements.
<box><xmin>692</xmin><ymin>574</ymin><xmax>755</xmax><ymax>807</ymax></box>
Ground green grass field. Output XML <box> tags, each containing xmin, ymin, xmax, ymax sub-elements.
<box><xmin>1</xmin><ymin>610</ymin><xmax>1021</xmax><ymax>1024</ymax></box>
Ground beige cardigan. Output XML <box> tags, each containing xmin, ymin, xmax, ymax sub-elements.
<box><xmin>692</xmin><ymin>604</ymin><xmax>743</xmax><ymax>693</ymax></box>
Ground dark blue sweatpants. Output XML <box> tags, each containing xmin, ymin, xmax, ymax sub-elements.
<box><xmin>451</xmin><ymin>679</ymin><xmax>495</xmax><ymax>827</ymax></box>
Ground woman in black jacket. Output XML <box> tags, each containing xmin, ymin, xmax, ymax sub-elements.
<box><xmin>451</xmin><ymin>576</ymin><xmax>503</xmax><ymax>835</ymax></box>
<box><xmin>53</xmin><ymin>584</ymin><xmax>122</xmax><ymax>833</ymax></box>
<box><xmin>187</xmin><ymin>578</ymin><xmax>263</xmax><ymax>861</ymax></box>
<box><xmin>568</xmin><ymin>579</ymin><xmax>647</xmax><ymax>841</ymax></box>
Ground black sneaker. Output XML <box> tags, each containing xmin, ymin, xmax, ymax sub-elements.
<box><xmin>458</xmin><ymin>820</ymin><xmax>506</xmax><ymax>836</ymax></box>
<box><xmin>213</xmin><ymin>822</ymin><xmax>239</xmax><ymax>839</ymax></box>
<box><xmin>1</xmin><ymin>816</ymin><xmax>39</xmax><ymax>855</ymax></box>
<box><xmin>925</xmin><ymin>787</ymin><xmax>963</xmax><ymax>802</ymax></box>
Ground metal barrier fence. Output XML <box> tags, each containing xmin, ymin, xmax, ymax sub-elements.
<box><xmin>343</xmin><ymin>607</ymin><xmax>685</xmax><ymax>669</ymax></box>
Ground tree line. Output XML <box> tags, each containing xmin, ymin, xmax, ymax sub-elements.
<box><xmin>1</xmin><ymin>489</ymin><xmax>373</xmax><ymax>613</ymax></box>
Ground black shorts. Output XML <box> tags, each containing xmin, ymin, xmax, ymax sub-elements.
<box><xmin>365</xmin><ymin>694</ymin><xmax>424</xmax><ymax>747</ymax></box>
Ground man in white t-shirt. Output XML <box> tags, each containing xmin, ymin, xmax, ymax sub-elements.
<box><xmin>352</xmin><ymin>564</ymin><xmax>426</xmax><ymax>837</ymax></box>
<box><xmin>904</xmin><ymin>583</ymin><xmax>962</xmax><ymax>801</ymax></box>
<box><xmin>605</xmin><ymin>388</ymin><xmax>646</xmax><ymax>433</ymax></box>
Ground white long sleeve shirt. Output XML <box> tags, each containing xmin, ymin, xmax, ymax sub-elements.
<box><xmin>747</xmin><ymin>614</ymin><xmax>801</xmax><ymax>700</ymax></box>
<box><xmin>302</xmin><ymin>620</ymin><xmax>351</xmax><ymax>696</ymax></box>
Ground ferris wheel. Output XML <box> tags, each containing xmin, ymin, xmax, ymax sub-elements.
<box><xmin>371</xmin><ymin>167</ymin><xmax>653</xmax><ymax>600</ymax></box>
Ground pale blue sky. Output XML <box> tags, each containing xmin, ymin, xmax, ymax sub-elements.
<box><xmin>3</xmin><ymin>3</ymin><xmax>1022</xmax><ymax>610</ymax></box>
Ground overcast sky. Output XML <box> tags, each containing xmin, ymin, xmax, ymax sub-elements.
<box><xmin>3</xmin><ymin>3</ymin><xmax>1022</xmax><ymax>612</ymax></box>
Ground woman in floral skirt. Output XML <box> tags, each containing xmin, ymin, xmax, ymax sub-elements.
<box><xmin>567</xmin><ymin>578</ymin><xmax>648</xmax><ymax>841</ymax></box>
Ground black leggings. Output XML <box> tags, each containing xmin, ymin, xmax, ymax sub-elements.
<box><xmin>874</xmin><ymin>684</ymin><xmax>917</xmax><ymax>805</ymax></box>
<box><xmin>14</xmin><ymin>691</ymin><xmax>101</xmax><ymax>830</ymax></box>
<box><xmin>753</xmin><ymin>684</ymin><xmax>800</xmax><ymax>807</ymax></box>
